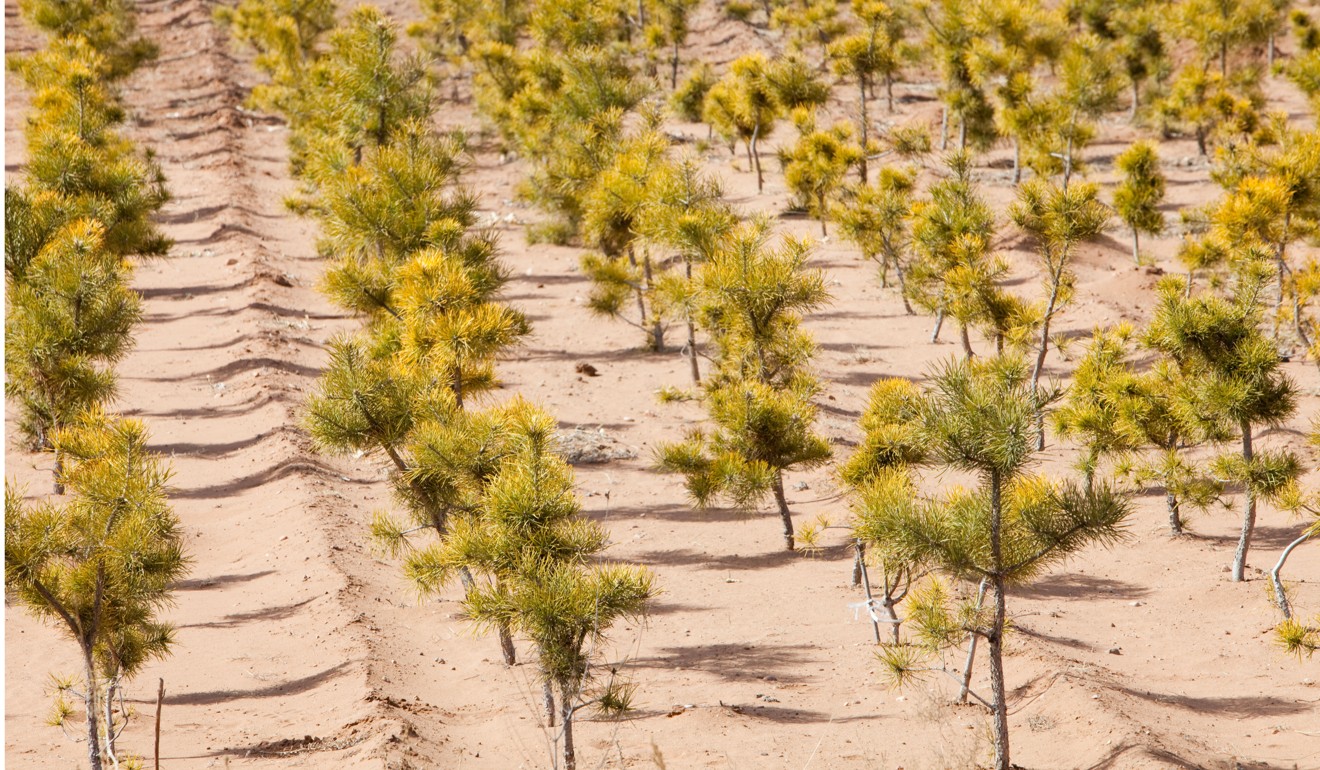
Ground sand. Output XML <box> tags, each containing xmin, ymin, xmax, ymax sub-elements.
<box><xmin>6</xmin><ymin>1</ymin><xmax>1320</xmax><ymax>768</ymax></box>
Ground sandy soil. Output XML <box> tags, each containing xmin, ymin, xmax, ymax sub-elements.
<box><xmin>6</xmin><ymin>1</ymin><xmax>1320</xmax><ymax>769</ymax></box>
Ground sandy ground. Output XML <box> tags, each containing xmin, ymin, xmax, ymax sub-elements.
<box><xmin>6</xmin><ymin>1</ymin><xmax>1320</xmax><ymax>768</ymax></box>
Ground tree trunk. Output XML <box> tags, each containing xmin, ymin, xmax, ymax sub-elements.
<box><xmin>1220</xmin><ymin>41</ymin><xmax>1227</xmax><ymax>79</ymax></box>
<box><xmin>1131</xmin><ymin>227</ymin><xmax>1140</xmax><ymax>265</ymax></box>
<box><xmin>895</xmin><ymin>260</ymin><xmax>914</xmax><ymax>314</ymax></box>
<box><xmin>959</xmin><ymin>324</ymin><xmax>974</xmax><ymax>359</ymax></box>
<box><xmin>1167</xmin><ymin>490</ymin><xmax>1183</xmax><ymax>536</ymax></box>
<box><xmin>1030</xmin><ymin>274</ymin><xmax>1062</xmax><ymax>450</ymax></box>
<box><xmin>931</xmin><ymin>309</ymin><xmax>945</xmax><ymax>342</ymax></box>
<box><xmin>987</xmin><ymin>470</ymin><xmax>1011</xmax><ymax>770</ymax></box>
<box><xmin>543</xmin><ymin>680</ymin><xmax>556</xmax><ymax>728</ymax></box>
<box><xmin>560</xmin><ymin>687</ymin><xmax>576</xmax><ymax>770</ymax></box>
<box><xmin>671</xmin><ymin>41</ymin><xmax>680</xmax><ymax>90</ymax></box>
<box><xmin>958</xmin><ymin>578</ymin><xmax>988</xmax><ymax>704</ymax></box>
<box><xmin>987</xmin><ymin>576</ymin><xmax>1010</xmax><ymax>770</ymax></box>
<box><xmin>772</xmin><ymin>471</ymin><xmax>795</xmax><ymax>551</ymax></box>
<box><xmin>1272</xmin><ymin>534</ymin><xmax>1309</xmax><ymax>619</ymax></box>
<box><xmin>54</xmin><ymin>446</ymin><xmax>65</xmax><ymax>496</ymax></box>
<box><xmin>686</xmin><ymin>319</ymin><xmax>701</xmax><ymax>384</ymax></box>
<box><xmin>855</xmin><ymin>541</ymin><xmax>883</xmax><ymax>644</ymax></box>
<box><xmin>105</xmin><ymin>681</ymin><xmax>119</xmax><ymax>769</ymax></box>
<box><xmin>751</xmin><ymin>123</ymin><xmax>764</xmax><ymax>193</ymax></box>
<box><xmin>1129</xmin><ymin>80</ymin><xmax>1140</xmax><ymax>122</ymax></box>
<box><xmin>958</xmin><ymin>116</ymin><xmax>967</xmax><ymax>152</ymax></box>
<box><xmin>627</xmin><ymin>247</ymin><xmax>649</xmax><ymax>336</ymax></box>
<box><xmin>886</xmin><ymin>74</ymin><xmax>894</xmax><ymax>113</ymax></box>
<box><xmin>1231</xmin><ymin>420</ymin><xmax>1255</xmax><ymax>583</ymax></box>
<box><xmin>154</xmin><ymin>679</ymin><xmax>163</xmax><ymax>770</ymax></box>
<box><xmin>84</xmin><ymin>650</ymin><xmax>104</xmax><ymax>770</ymax></box>
<box><xmin>852</xmin><ymin>540</ymin><xmax>864</xmax><ymax>587</ymax></box>
<box><xmin>498</xmin><ymin>624</ymin><xmax>517</xmax><ymax>666</ymax></box>
<box><xmin>940</xmin><ymin>106</ymin><xmax>949</xmax><ymax>151</ymax></box>
<box><xmin>858</xmin><ymin>75</ymin><xmax>869</xmax><ymax>185</ymax></box>
<box><xmin>819</xmin><ymin>191</ymin><xmax>828</xmax><ymax>236</ymax></box>
<box><xmin>1012</xmin><ymin>138</ymin><xmax>1021</xmax><ymax>185</ymax></box>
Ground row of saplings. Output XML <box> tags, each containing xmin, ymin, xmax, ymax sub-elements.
<box><xmin>215</xmin><ymin>3</ymin><xmax>1320</xmax><ymax>770</ymax></box>
<box><xmin>216</xmin><ymin>2</ymin><xmax>655</xmax><ymax>768</ymax></box>
<box><xmin>5</xmin><ymin>0</ymin><xmax>189</xmax><ymax>769</ymax></box>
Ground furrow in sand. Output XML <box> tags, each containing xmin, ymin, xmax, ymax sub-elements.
<box><xmin>5</xmin><ymin>0</ymin><xmax>419</xmax><ymax>764</ymax></box>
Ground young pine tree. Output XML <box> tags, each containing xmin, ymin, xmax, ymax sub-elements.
<box><xmin>5</xmin><ymin>220</ymin><xmax>141</xmax><ymax>493</ymax></box>
<box><xmin>923</xmin><ymin>0</ymin><xmax>996</xmax><ymax>151</ymax></box>
<box><xmin>907</xmin><ymin>153</ymin><xmax>1021</xmax><ymax>356</ymax></box>
<box><xmin>703</xmin><ymin>53</ymin><xmax>783</xmax><ymax>193</ymax></box>
<box><xmin>580</xmin><ymin>123</ymin><xmax>673</xmax><ymax>351</ymax></box>
<box><xmin>214</xmin><ymin>0</ymin><xmax>336</xmax><ymax>118</ymax></box>
<box><xmin>18</xmin><ymin>0</ymin><xmax>157</xmax><ymax>78</ymax></box>
<box><xmin>1052</xmin><ymin>326</ymin><xmax>1146</xmax><ymax>493</ymax></box>
<box><xmin>866</xmin><ymin>356</ymin><xmax>1130</xmax><ymax>770</ymax></box>
<box><xmin>777</xmin><ymin>109</ymin><xmax>862</xmax><ymax>236</ymax></box>
<box><xmin>638</xmin><ymin>158</ymin><xmax>737</xmax><ymax>384</ymax></box>
<box><xmin>827</xmin><ymin>0</ymin><xmax>914</xmax><ymax>182</ymax></box>
<box><xmin>410</xmin><ymin>402</ymin><xmax>655</xmax><ymax>770</ymax></box>
<box><xmin>834</xmin><ymin>165</ymin><xmax>917</xmax><ymax>312</ymax></box>
<box><xmin>6</xmin><ymin>414</ymin><xmax>188</xmax><ymax>770</ymax></box>
<box><xmin>657</xmin><ymin>223</ymin><xmax>832</xmax><ymax>550</ymax></box>
<box><xmin>1011</xmin><ymin>178</ymin><xmax>1110</xmax><ymax>445</ymax></box>
<box><xmin>1144</xmin><ymin>272</ymin><xmax>1299</xmax><ymax>581</ymax></box>
<box><xmin>1113</xmin><ymin>140</ymin><xmax>1166</xmax><ymax>265</ymax></box>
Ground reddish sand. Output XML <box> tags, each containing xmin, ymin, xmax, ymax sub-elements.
<box><xmin>6</xmin><ymin>1</ymin><xmax>1320</xmax><ymax>768</ymax></box>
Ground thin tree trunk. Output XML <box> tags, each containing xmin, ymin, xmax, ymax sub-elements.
<box><xmin>106</xmin><ymin>681</ymin><xmax>120</xmax><ymax>769</ymax></box>
<box><xmin>931</xmin><ymin>309</ymin><xmax>945</xmax><ymax>342</ymax></box>
<box><xmin>1012</xmin><ymin>138</ymin><xmax>1021</xmax><ymax>185</ymax></box>
<box><xmin>561</xmin><ymin>688</ymin><xmax>576</xmax><ymax>770</ymax></box>
<box><xmin>1167</xmin><ymin>490</ymin><xmax>1183</xmax><ymax>536</ymax></box>
<box><xmin>987</xmin><ymin>576</ymin><xmax>1010</xmax><ymax>770</ymax></box>
<box><xmin>1132</xmin><ymin>228</ymin><xmax>1140</xmax><ymax>265</ymax></box>
<box><xmin>940</xmin><ymin>106</ymin><xmax>949</xmax><ymax>151</ymax></box>
<box><xmin>987</xmin><ymin>471</ymin><xmax>1010</xmax><ymax>770</ymax></box>
<box><xmin>543</xmin><ymin>680</ymin><xmax>556</xmax><ymax>728</ymax></box>
<box><xmin>684</xmin><ymin>255</ymin><xmax>700</xmax><ymax>383</ymax></box>
<box><xmin>852</xmin><ymin>540</ymin><xmax>864</xmax><ymax>587</ymax></box>
<box><xmin>627</xmin><ymin>246</ymin><xmax>648</xmax><ymax>333</ymax></box>
<box><xmin>772</xmin><ymin>471</ymin><xmax>795</xmax><ymax>551</ymax></box>
<box><xmin>958</xmin><ymin>577</ymin><xmax>988</xmax><ymax>704</ymax></box>
<box><xmin>84</xmin><ymin>650</ymin><xmax>104</xmax><ymax>770</ymax></box>
<box><xmin>895</xmin><ymin>260</ymin><xmax>914</xmax><ymax>314</ymax></box>
<box><xmin>855</xmin><ymin>541</ymin><xmax>883</xmax><ymax>644</ymax></box>
<box><xmin>1271</xmin><ymin>534</ymin><xmax>1309</xmax><ymax>619</ymax></box>
<box><xmin>881</xmin><ymin>593</ymin><xmax>900</xmax><ymax>645</ymax></box>
<box><xmin>1063</xmin><ymin>132</ymin><xmax>1075</xmax><ymax>190</ymax></box>
<box><xmin>886</xmin><ymin>73</ymin><xmax>894</xmax><ymax>113</ymax></box>
<box><xmin>1232</xmin><ymin>421</ymin><xmax>1255</xmax><ymax>582</ymax></box>
<box><xmin>1031</xmin><ymin>273</ymin><xmax>1063</xmax><ymax>450</ymax></box>
<box><xmin>643</xmin><ymin>255</ymin><xmax>664</xmax><ymax>351</ymax></box>
<box><xmin>1220</xmin><ymin>41</ymin><xmax>1227</xmax><ymax>79</ymax></box>
<box><xmin>54</xmin><ymin>447</ymin><xmax>65</xmax><ymax>496</ymax></box>
<box><xmin>858</xmin><ymin>75</ymin><xmax>869</xmax><ymax>185</ymax></box>
<box><xmin>1129</xmin><ymin>80</ymin><xmax>1140</xmax><ymax>122</ymax></box>
<box><xmin>671</xmin><ymin>41</ymin><xmax>680</xmax><ymax>90</ymax></box>
<box><xmin>958</xmin><ymin>116</ymin><xmax>967</xmax><ymax>152</ymax></box>
<box><xmin>154</xmin><ymin>679</ymin><xmax>163</xmax><ymax>770</ymax></box>
<box><xmin>751</xmin><ymin>123</ymin><xmax>764</xmax><ymax>193</ymax></box>
<box><xmin>819</xmin><ymin>191</ymin><xmax>828</xmax><ymax>236</ymax></box>
<box><xmin>1269</xmin><ymin>35</ymin><xmax>1277</xmax><ymax>68</ymax></box>
<box><xmin>498</xmin><ymin>624</ymin><xmax>517</xmax><ymax>666</ymax></box>
<box><xmin>686</xmin><ymin>319</ymin><xmax>700</xmax><ymax>384</ymax></box>
<box><xmin>960</xmin><ymin>324</ymin><xmax>974</xmax><ymax>359</ymax></box>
